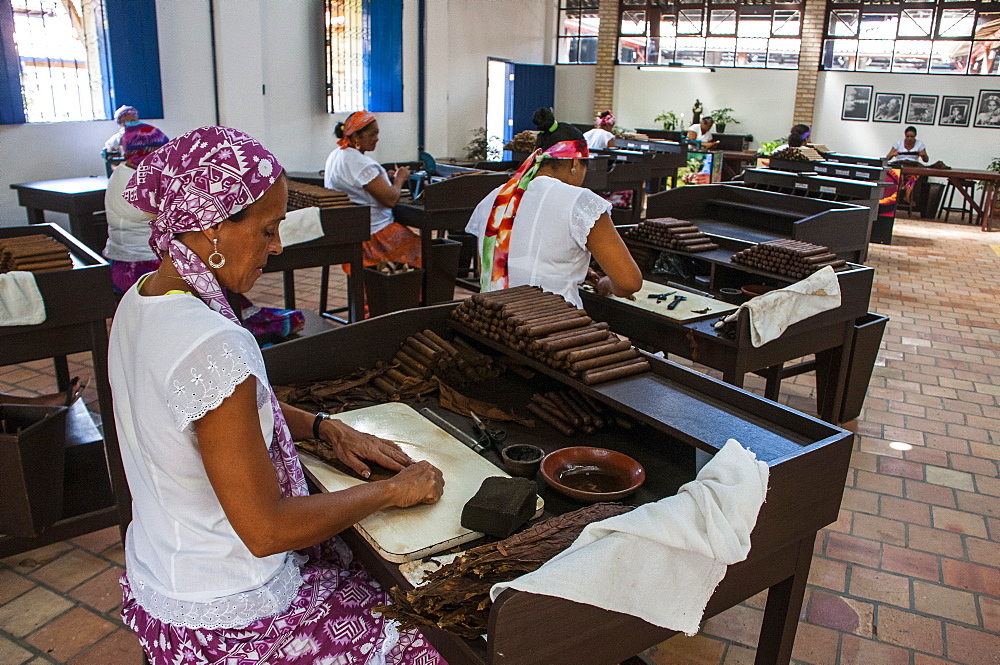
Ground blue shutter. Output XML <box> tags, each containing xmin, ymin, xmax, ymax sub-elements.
<box><xmin>105</xmin><ymin>0</ymin><xmax>163</xmax><ymax>119</ymax></box>
<box><xmin>363</xmin><ymin>0</ymin><xmax>402</xmax><ymax>113</ymax></box>
<box><xmin>510</xmin><ymin>63</ymin><xmax>555</xmax><ymax>136</ymax></box>
<box><xmin>0</xmin><ymin>0</ymin><xmax>25</xmax><ymax>125</ymax></box>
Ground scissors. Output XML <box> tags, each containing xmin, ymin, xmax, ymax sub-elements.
<box><xmin>470</xmin><ymin>412</ymin><xmax>507</xmax><ymax>453</ymax></box>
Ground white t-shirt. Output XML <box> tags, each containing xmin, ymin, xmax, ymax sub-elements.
<box><xmin>104</xmin><ymin>128</ymin><xmax>124</xmax><ymax>153</ymax></box>
<box><xmin>467</xmin><ymin>176</ymin><xmax>611</xmax><ymax>308</ymax></box>
<box><xmin>688</xmin><ymin>124</ymin><xmax>714</xmax><ymax>144</ymax></box>
<box><xmin>103</xmin><ymin>165</ymin><xmax>157</xmax><ymax>262</ymax></box>
<box><xmin>108</xmin><ymin>286</ymin><xmax>302</xmax><ymax>629</ymax></box>
<box><xmin>324</xmin><ymin>147</ymin><xmax>394</xmax><ymax>234</ymax></box>
<box><xmin>583</xmin><ymin>128</ymin><xmax>615</xmax><ymax>150</ymax></box>
<box><xmin>890</xmin><ymin>139</ymin><xmax>927</xmax><ymax>162</ymax></box>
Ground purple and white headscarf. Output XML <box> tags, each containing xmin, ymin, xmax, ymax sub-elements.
<box><xmin>123</xmin><ymin>126</ymin><xmax>307</xmax><ymax>500</ymax></box>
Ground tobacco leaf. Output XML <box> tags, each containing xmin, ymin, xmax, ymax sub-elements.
<box><xmin>373</xmin><ymin>502</ymin><xmax>632</xmax><ymax>639</ymax></box>
<box><xmin>436</xmin><ymin>380</ymin><xmax>534</xmax><ymax>427</ymax></box>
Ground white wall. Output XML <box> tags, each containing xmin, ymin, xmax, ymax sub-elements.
<box><xmin>0</xmin><ymin>0</ymin><xmax>558</xmax><ymax>227</ymax></box>
<box><xmin>814</xmin><ymin>71</ymin><xmax>998</xmax><ymax>170</ymax></box>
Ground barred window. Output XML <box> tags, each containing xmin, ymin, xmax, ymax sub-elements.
<box><xmin>325</xmin><ymin>0</ymin><xmax>403</xmax><ymax>113</ymax></box>
<box><xmin>822</xmin><ymin>0</ymin><xmax>999</xmax><ymax>75</ymax></box>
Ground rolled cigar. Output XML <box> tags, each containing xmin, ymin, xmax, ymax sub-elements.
<box><xmin>536</xmin><ymin>322</ymin><xmax>610</xmax><ymax>343</ymax></box>
<box><xmin>516</xmin><ymin>315</ymin><xmax>591</xmax><ymax>338</ymax></box>
<box><xmin>789</xmin><ymin>247</ymin><xmax>829</xmax><ymax>258</ymax></box>
<box><xmin>8</xmin><ymin>251</ymin><xmax>69</xmax><ymax>263</ymax></box>
<box><xmin>566</xmin><ymin>390</ymin><xmax>603</xmax><ymax>428</ymax></box>
<box><xmin>508</xmin><ymin>308</ymin><xmax>583</xmax><ymax>327</ymax></box>
<box><xmin>503</xmin><ymin>301</ymin><xmax>575</xmax><ymax>320</ymax></box>
<box><xmin>684</xmin><ymin>243</ymin><xmax>718</xmax><ymax>253</ymax></box>
<box><xmin>540</xmin><ymin>328</ymin><xmax>612</xmax><ymax>352</ymax></box>
<box><xmin>17</xmin><ymin>259</ymin><xmax>73</xmax><ymax>271</ymax></box>
<box><xmin>546</xmin><ymin>391</ymin><xmax>583</xmax><ymax>427</ymax></box>
<box><xmin>385</xmin><ymin>367</ymin><xmax>410</xmax><ymax>384</ymax></box>
<box><xmin>674</xmin><ymin>237</ymin><xmax>711</xmax><ymax>246</ymax></box>
<box><xmin>647</xmin><ymin>219</ymin><xmax>692</xmax><ymax>228</ymax></box>
<box><xmin>499</xmin><ymin>293</ymin><xmax>567</xmax><ymax>309</ymax></box>
<box><xmin>558</xmin><ymin>391</ymin><xmax>593</xmax><ymax>426</ymax></box>
<box><xmin>581</xmin><ymin>358</ymin><xmax>650</xmax><ymax>385</ymax></box>
<box><xmin>399</xmin><ymin>344</ymin><xmax>435</xmax><ymax>369</ymax></box>
<box><xmin>394</xmin><ymin>353</ymin><xmax>426</xmax><ymax>376</ymax></box>
<box><xmin>403</xmin><ymin>337</ymin><xmax>439</xmax><ymax>361</ymax></box>
<box><xmin>671</xmin><ymin>232</ymin><xmax>705</xmax><ymax>240</ymax></box>
<box><xmin>813</xmin><ymin>259</ymin><xmax>846</xmax><ymax>269</ymax></box>
<box><xmin>553</xmin><ymin>339</ymin><xmax>615</xmax><ymax>360</ymax></box>
<box><xmin>802</xmin><ymin>253</ymin><xmax>838</xmax><ymax>264</ymax></box>
<box><xmin>479</xmin><ymin>289</ymin><xmax>550</xmax><ymax>309</ymax></box>
<box><xmin>471</xmin><ymin>284</ymin><xmax>537</xmax><ymax>305</ymax></box>
<box><xmin>372</xmin><ymin>376</ymin><xmax>398</xmax><ymax>394</ymax></box>
<box><xmin>527</xmin><ymin>402</ymin><xmax>575</xmax><ymax>437</ymax></box>
<box><xmin>414</xmin><ymin>331</ymin><xmax>445</xmax><ymax>354</ymax></box>
<box><xmin>569</xmin><ymin>348</ymin><xmax>640</xmax><ymax>373</ymax></box>
<box><xmin>423</xmin><ymin>330</ymin><xmax>460</xmax><ymax>357</ymax></box>
<box><xmin>564</xmin><ymin>339</ymin><xmax>632</xmax><ymax>363</ymax></box>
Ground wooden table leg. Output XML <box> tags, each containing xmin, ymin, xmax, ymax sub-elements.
<box><xmin>982</xmin><ymin>182</ymin><xmax>997</xmax><ymax>232</ymax></box>
<box><xmin>25</xmin><ymin>207</ymin><xmax>45</xmax><ymax>224</ymax></box>
<box><xmin>319</xmin><ymin>265</ymin><xmax>331</xmax><ymax>314</ymax></box>
<box><xmin>813</xmin><ymin>323</ymin><xmax>854</xmax><ymax>424</ymax></box>
<box><xmin>754</xmin><ymin>534</ymin><xmax>816</xmax><ymax>665</ymax></box>
<box><xmin>419</xmin><ymin>229</ymin><xmax>433</xmax><ymax>306</ymax></box>
<box><xmin>53</xmin><ymin>356</ymin><xmax>71</xmax><ymax>391</ymax></box>
<box><xmin>282</xmin><ymin>270</ymin><xmax>296</xmax><ymax>309</ymax></box>
<box><xmin>347</xmin><ymin>246</ymin><xmax>365</xmax><ymax>323</ymax></box>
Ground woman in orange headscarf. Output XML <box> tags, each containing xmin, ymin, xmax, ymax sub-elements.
<box><xmin>324</xmin><ymin>111</ymin><xmax>421</xmax><ymax>269</ymax></box>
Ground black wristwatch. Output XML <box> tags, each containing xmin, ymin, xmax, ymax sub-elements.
<box><xmin>313</xmin><ymin>412</ymin><xmax>332</xmax><ymax>440</ymax></box>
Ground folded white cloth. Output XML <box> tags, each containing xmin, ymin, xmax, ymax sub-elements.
<box><xmin>279</xmin><ymin>207</ymin><xmax>323</xmax><ymax>247</ymax></box>
<box><xmin>740</xmin><ymin>266</ymin><xmax>841</xmax><ymax>347</ymax></box>
<box><xmin>0</xmin><ymin>271</ymin><xmax>47</xmax><ymax>326</ymax></box>
<box><xmin>491</xmin><ymin>438</ymin><xmax>769</xmax><ymax>636</ymax></box>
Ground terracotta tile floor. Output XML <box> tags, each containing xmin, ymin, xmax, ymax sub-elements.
<box><xmin>2</xmin><ymin>217</ymin><xmax>998</xmax><ymax>664</ymax></box>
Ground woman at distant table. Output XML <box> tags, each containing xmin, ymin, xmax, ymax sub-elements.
<box><xmin>466</xmin><ymin>108</ymin><xmax>641</xmax><ymax>308</ymax></box>
<box><xmin>886</xmin><ymin>126</ymin><xmax>929</xmax><ymax>203</ymax></box>
<box><xmin>583</xmin><ymin>110</ymin><xmax>616</xmax><ymax>150</ymax></box>
<box><xmin>687</xmin><ymin>116</ymin><xmax>717</xmax><ymax>150</ymax></box>
<box><xmin>324</xmin><ymin>111</ymin><xmax>421</xmax><ymax>270</ymax></box>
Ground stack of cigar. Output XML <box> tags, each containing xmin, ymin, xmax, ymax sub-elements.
<box><xmin>527</xmin><ymin>389</ymin><xmax>611</xmax><ymax>437</ymax></box>
<box><xmin>731</xmin><ymin>239</ymin><xmax>845</xmax><ymax>279</ymax></box>
<box><xmin>0</xmin><ymin>235</ymin><xmax>72</xmax><ymax>274</ymax></box>
<box><xmin>373</xmin><ymin>329</ymin><xmax>502</xmax><ymax>395</ymax></box>
<box><xmin>625</xmin><ymin>218</ymin><xmax>718</xmax><ymax>253</ymax></box>
<box><xmin>451</xmin><ymin>286</ymin><xmax>649</xmax><ymax>386</ymax></box>
<box><xmin>286</xmin><ymin>181</ymin><xmax>353</xmax><ymax>209</ymax></box>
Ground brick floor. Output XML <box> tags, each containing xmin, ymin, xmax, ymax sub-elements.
<box><xmin>2</xmin><ymin>216</ymin><xmax>1000</xmax><ymax>664</ymax></box>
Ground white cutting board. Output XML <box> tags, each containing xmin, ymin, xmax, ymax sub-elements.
<box><xmin>298</xmin><ymin>402</ymin><xmax>523</xmax><ymax>562</ymax></box>
<box><xmin>611</xmin><ymin>280</ymin><xmax>737</xmax><ymax>321</ymax></box>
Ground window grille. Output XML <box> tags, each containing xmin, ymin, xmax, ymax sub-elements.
<box><xmin>325</xmin><ymin>0</ymin><xmax>403</xmax><ymax>114</ymax></box>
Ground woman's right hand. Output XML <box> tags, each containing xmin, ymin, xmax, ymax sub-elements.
<box><xmin>393</xmin><ymin>165</ymin><xmax>411</xmax><ymax>184</ymax></box>
<box><xmin>385</xmin><ymin>460</ymin><xmax>444</xmax><ymax>507</ymax></box>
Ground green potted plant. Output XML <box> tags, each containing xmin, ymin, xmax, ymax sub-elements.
<box><xmin>465</xmin><ymin>127</ymin><xmax>488</xmax><ymax>162</ymax></box>
<box><xmin>758</xmin><ymin>138</ymin><xmax>785</xmax><ymax>156</ymax></box>
<box><xmin>653</xmin><ymin>111</ymin><xmax>683</xmax><ymax>131</ymax></box>
<box><xmin>709</xmin><ymin>107</ymin><xmax>739</xmax><ymax>133</ymax></box>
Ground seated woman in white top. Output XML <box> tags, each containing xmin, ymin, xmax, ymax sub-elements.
<box><xmin>324</xmin><ymin>111</ymin><xmax>421</xmax><ymax>270</ymax></box>
<box><xmin>467</xmin><ymin>108</ymin><xmax>642</xmax><ymax>308</ymax></box>
<box><xmin>886</xmin><ymin>126</ymin><xmax>929</xmax><ymax>165</ymax></box>
<box><xmin>687</xmin><ymin>117</ymin><xmax>717</xmax><ymax>150</ymax></box>
<box><xmin>114</xmin><ymin>126</ymin><xmax>445</xmax><ymax>665</ymax></box>
<box><xmin>583</xmin><ymin>110</ymin><xmax>616</xmax><ymax>150</ymax></box>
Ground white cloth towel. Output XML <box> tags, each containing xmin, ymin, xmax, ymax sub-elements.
<box><xmin>740</xmin><ymin>266</ymin><xmax>841</xmax><ymax>347</ymax></box>
<box><xmin>0</xmin><ymin>271</ymin><xmax>46</xmax><ymax>326</ymax></box>
<box><xmin>490</xmin><ymin>438</ymin><xmax>769</xmax><ymax>636</ymax></box>
<box><xmin>279</xmin><ymin>207</ymin><xmax>323</xmax><ymax>247</ymax></box>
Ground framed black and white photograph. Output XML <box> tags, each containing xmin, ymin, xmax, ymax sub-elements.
<box><xmin>905</xmin><ymin>95</ymin><xmax>938</xmax><ymax>125</ymax></box>
<box><xmin>973</xmin><ymin>90</ymin><xmax>1000</xmax><ymax>128</ymax></box>
<box><xmin>872</xmin><ymin>93</ymin><xmax>904</xmax><ymax>123</ymax></box>
<box><xmin>842</xmin><ymin>85</ymin><xmax>872</xmax><ymax>121</ymax></box>
<box><xmin>939</xmin><ymin>96</ymin><xmax>973</xmax><ymax>127</ymax></box>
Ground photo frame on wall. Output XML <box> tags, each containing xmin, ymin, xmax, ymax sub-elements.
<box><xmin>939</xmin><ymin>96</ymin><xmax>973</xmax><ymax>127</ymax></box>
<box><xmin>973</xmin><ymin>90</ymin><xmax>1000</xmax><ymax>128</ymax></box>
<box><xmin>905</xmin><ymin>95</ymin><xmax>939</xmax><ymax>125</ymax></box>
<box><xmin>842</xmin><ymin>85</ymin><xmax>872</xmax><ymax>121</ymax></box>
<box><xmin>873</xmin><ymin>93</ymin><xmax>904</xmax><ymax>123</ymax></box>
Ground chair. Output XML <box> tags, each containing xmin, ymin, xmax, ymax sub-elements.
<box><xmin>937</xmin><ymin>179</ymin><xmax>975</xmax><ymax>224</ymax></box>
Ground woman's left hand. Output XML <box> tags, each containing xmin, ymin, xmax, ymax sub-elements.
<box><xmin>319</xmin><ymin>418</ymin><xmax>414</xmax><ymax>479</ymax></box>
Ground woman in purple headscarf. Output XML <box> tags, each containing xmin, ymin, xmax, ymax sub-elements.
<box><xmin>110</xmin><ymin>126</ymin><xmax>445</xmax><ymax>665</ymax></box>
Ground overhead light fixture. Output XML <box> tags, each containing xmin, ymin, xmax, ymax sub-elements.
<box><xmin>638</xmin><ymin>63</ymin><xmax>716</xmax><ymax>73</ymax></box>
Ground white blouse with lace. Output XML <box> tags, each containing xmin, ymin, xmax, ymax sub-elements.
<box><xmin>108</xmin><ymin>285</ymin><xmax>302</xmax><ymax>629</ymax></box>
<box><xmin>466</xmin><ymin>175</ymin><xmax>612</xmax><ymax>308</ymax></box>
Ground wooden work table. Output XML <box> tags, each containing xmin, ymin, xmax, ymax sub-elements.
<box><xmin>0</xmin><ymin>224</ymin><xmax>129</xmax><ymax>556</ymax></box>
<box><xmin>899</xmin><ymin>165</ymin><xmax>1000</xmax><ymax>231</ymax></box>
<box><xmin>261</xmin><ymin>303</ymin><xmax>853</xmax><ymax>665</ymax></box>
<box><xmin>10</xmin><ymin>176</ymin><xmax>109</xmax><ymax>253</ymax></box>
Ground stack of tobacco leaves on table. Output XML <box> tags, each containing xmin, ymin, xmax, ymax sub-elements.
<box><xmin>375</xmin><ymin>502</ymin><xmax>633</xmax><ymax>639</ymax></box>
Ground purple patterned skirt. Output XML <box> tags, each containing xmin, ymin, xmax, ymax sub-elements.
<box><xmin>121</xmin><ymin>539</ymin><xmax>446</xmax><ymax>665</ymax></box>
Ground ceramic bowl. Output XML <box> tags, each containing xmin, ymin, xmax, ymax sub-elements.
<box><xmin>501</xmin><ymin>444</ymin><xmax>544</xmax><ymax>477</ymax></box>
<box><xmin>540</xmin><ymin>447</ymin><xmax>645</xmax><ymax>502</ymax></box>
<box><xmin>741</xmin><ymin>284</ymin><xmax>777</xmax><ymax>299</ymax></box>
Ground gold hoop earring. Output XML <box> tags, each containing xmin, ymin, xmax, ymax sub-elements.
<box><xmin>571</xmin><ymin>167</ymin><xmax>578</xmax><ymax>174</ymax></box>
<box><xmin>208</xmin><ymin>238</ymin><xmax>226</xmax><ymax>269</ymax></box>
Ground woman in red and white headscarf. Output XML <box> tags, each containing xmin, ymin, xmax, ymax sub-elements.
<box><xmin>466</xmin><ymin>108</ymin><xmax>641</xmax><ymax>308</ymax></box>
<box><xmin>113</xmin><ymin>126</ymin><xmax>445</xmax><ymax>665</ymax></box>
<box><xmin>583</xmin><ymin>109</ymin><xmax>617</xmax><ymax>150</ymax></box>
<box><xmin>324</xmin><ymin>111</ymin><xmax>421</xmax><ymax>271</ymax></box>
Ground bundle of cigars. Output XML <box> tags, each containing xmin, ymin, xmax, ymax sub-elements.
<box><xmin>527</xmin><ymin>389</ymin><xmax>612</xmax><ymax>437</ymax></box>
<box><xmin>731</xmin><ymin>239</ymin><xmax>845</xmax><ymax>278</ymax></box>
<box><xmin>451</xmin><ymin>286</ymin><xmax>650</xmax><ymax>386</ymax></box>
<box><xmin>373</xmin><ymin>329</ymin><xmax>502</xmax><ymax>396</ymax></box>
<box><xmin>286</xmin><ymin>181</ymin><xmax>353</xmax><ymax>209</ymax></box>
<box><xmin>624</xmin><ymin>217</ymin><xmax>718</xmax><ymax>253</ymax></box>
<box><xmin>0</xmin><ymin>234</ymin><xmax>72</xmax><ymax>274</ymax></box>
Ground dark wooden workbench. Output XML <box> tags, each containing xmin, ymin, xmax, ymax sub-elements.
<box><xmin>899</xmin><ymin>165</ymin><xmax>1000</xmax><ymax>231</ymax></box>
<box><xmin>0</xmin><ymin>224</ymin><xmax>129</xmax><ymax>556</ymax></box>
<box><xmin>10</xmin><ymin>176</ymin><xmax>109</xmax><ymax>253</ymax></box>
<box><xmin>261</xmin><ymin>303</ymin><xmax>854</xmax><ymax>665</ymax></box>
